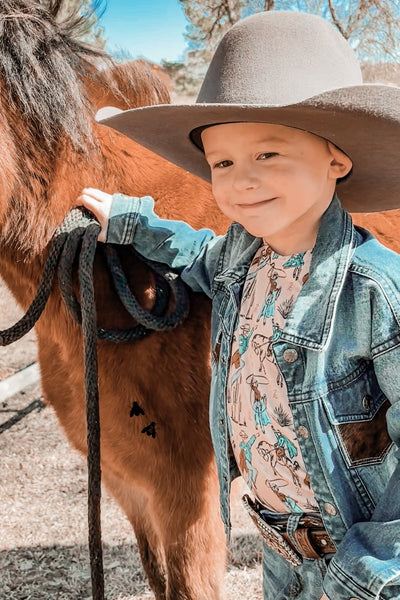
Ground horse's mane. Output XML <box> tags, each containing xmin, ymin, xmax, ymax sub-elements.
<box><xmin>0</xmin><ymin>1</ymin><xmax>176</xmax><ymax>259</ymax></box>
<box><xmin>0</xmin><ymin>0</ymin><xmax>105</xmax><ymax>153</ymax></box>
<box><xmin>98</xmin><ymin>59</ymin><xmax>171</xmax><ymax>109</ymax></box>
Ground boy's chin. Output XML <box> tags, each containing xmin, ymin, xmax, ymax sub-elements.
<box><xmin>241</xmin><ymin>225</ymin><xmax>273</xmax><ymax>239</ymax></box>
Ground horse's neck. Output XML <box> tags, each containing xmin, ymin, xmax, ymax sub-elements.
<box><xmin>0</xmin><ymin>254</ymin><xmax>41</xmax><ymax>310</ymax></box>
<box><xmin>0</xmin><ymin>131</ymin><xmax>227</xmax><ymax>313</ymax></box>
<box><xmin>0</xmin><ymin>190</ymin><xmax>62</xmax><ymax>310</ymax></box>
<box><xmin>95</xmin><ymin>129</ymin><xmax>228</xmax><ymax>233</ymax></box>
<box><xmin>0</xmin><ymin>146</ymin><xmax>92</xmax><ymax>309</ymax></box>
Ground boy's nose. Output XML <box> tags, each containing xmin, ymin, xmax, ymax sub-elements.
<box><xmin>232</xmin><ymin>168</ymin><xmax>260</xmax><ymax>191</ymax></box>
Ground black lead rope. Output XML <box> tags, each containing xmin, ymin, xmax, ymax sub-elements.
<box><xmin>79</xmin><ymin>222</ymin><xmax>104</xmax><ymax>600</ymax></box>
<box><xmin>0</xmin><ymin>207</ymin><xmax>190</xmax><ymax>600</ymax></box>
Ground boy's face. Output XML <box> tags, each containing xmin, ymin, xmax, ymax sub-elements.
<box><xmin>202</xmin><ymin>122</ymin><xmax>351</xmax><ymax>255</ymax></box>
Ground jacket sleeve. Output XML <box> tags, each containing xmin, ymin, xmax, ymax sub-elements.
<box><xmin>324</xmin><ymin>334</ymin><xmax>400</xmax><ymax>600</ymax></box>
<box><xmin>105</xmin><ymin>193</ymin><xmax>225</xmax><ymax>298</ymax></box>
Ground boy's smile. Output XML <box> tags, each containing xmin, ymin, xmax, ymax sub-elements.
<box><xmin>202</xmin><ymin>122</ymin><xmax>352</xmax><ymax>255</ymax></box>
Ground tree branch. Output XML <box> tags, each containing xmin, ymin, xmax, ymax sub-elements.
<box><xmin>327</xmin><ymin>0</ymin><xmax>347</xmax><ymax>37</ymax></box>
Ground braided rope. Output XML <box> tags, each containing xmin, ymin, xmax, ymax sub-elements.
<box><xmin>0</xmin><ymin>207</ymin><xmax>190</xmax><ymax>599</ymax></box>
<box><xmin>79</xmin><ymin>223</ymin><xmax>104</xmax><ymax>600</ymax></box>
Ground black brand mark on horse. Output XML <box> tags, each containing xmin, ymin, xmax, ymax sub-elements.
<box><xmin>130</xmin><ymin>401</ymin><xmax>145</xmax><ymax>417</ymax></box>
<box><xmin>142</xmin><ymin>422</ymin><xmax>156</xmax><ymax>438</ymax></box>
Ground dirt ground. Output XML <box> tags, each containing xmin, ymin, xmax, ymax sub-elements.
<box><xmin>0</xmin><ymin>277</ymin><xmax>263</xmax><ymax>600</ymax></box>
<box><xmin>0</xmin><ymin>279</ymin><xmax>38</xmax><ymax>379</ymax></box>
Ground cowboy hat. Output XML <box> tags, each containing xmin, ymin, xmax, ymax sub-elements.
<box><xmin>99</xmin><ymin>10</ymin><xmax>400</xmax><ymax>212</ymax></box>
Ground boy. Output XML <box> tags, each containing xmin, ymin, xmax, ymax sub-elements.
<box><xmin>80</xmin><ymin>11</ymin><xmax>400</xmax><ymax>600</ymax></box>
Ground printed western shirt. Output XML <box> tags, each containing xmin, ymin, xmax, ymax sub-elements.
<box><xmin>227</xmin><ymin>244</ymin><xmax>319</xmax><ymax>513</ymax></box>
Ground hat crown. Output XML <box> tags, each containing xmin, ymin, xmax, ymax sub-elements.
<box><xmin>197</xmin><ymin>11</ymin><xmax>362</xmax><ymax>106</ymax></box>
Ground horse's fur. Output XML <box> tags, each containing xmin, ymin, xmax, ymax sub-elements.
<box><xmin>0</xmin><ymin>2</ymin><xmax>228</xmax><ymax>599</ymax></box>
<box><xmin>87</xmin><ymin>59</ymin><xmax>171</xmax><ymax>111</ymax></box>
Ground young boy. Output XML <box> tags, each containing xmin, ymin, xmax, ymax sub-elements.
<box><xmin>80</xmin><ymin>11</ymin><xmax>400</xmax><ymax>600</ymax></box>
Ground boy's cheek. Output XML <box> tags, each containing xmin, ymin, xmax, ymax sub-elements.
<box><xmin>213</xmin><ymin>195</ymin><xmax>231</xmax><ymax>216</ymax></box>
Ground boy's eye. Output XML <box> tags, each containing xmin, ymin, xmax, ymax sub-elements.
<box><xmin>257</xmin><ymin>152</ymin><xmax>277</xmax><ymax>160</ymax></box>
<box><xmin>213</xmin><ymin>159</ymin><xmax>233</xmax><ymax>169</ymax></box>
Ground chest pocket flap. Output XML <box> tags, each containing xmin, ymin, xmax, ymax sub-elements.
<box><xmin>323</xmin><ymin>369</ymin><xmax>393</xmax><ymax>466</ymax></box>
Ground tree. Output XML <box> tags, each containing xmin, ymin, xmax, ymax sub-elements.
<box><xmin>176</xmin><ymin>0</ymin><xmax>400</xmax><ymax>95</ymax></box>
<box><xmin>180</xmin><ymin>0</ymin><xmax>276</xmax><ymax>52</ymax></box>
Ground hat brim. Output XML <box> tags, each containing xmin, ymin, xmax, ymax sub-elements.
<box><xmin>98</xmin><ymin>84</ymin><xmax>400</xmax><ymax>213</ymax></box>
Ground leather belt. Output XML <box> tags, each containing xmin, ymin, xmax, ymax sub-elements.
<box><xmin>242</xmin><ymin>494</ymin><xmax>336</xmax><ymax>567</ymax></box>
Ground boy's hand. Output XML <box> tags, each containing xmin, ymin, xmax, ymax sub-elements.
<box><xmin>320</xmin><ymin>594</ymin><xmax>330</xmax><ymax>600</ymax></box>
<box><xmin>78</xmin><ymin>188</ymin><xmax>113</xmax><ymax>242</ymax></box>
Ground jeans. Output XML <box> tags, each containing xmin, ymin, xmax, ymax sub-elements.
<box><xmin>262</xmin><ymin>543</ymin><xmax>329</xmax><ymax>600</ymax></box>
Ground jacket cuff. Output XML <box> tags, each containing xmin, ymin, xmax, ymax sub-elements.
<box><xmin>324</xmin><ymin>559</ymin><xmax>378</xmax><ymax>600</ymax></box>
<box><xmin>106</xmin><ymin>193</ymin><xmax>141</xmax><ymax>244</ymax></box>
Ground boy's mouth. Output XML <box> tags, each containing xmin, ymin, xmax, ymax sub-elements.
<box><xmin>238</xmin><ymin>197</ymin><xmax>277</xmax><ymax>209</ymax></box>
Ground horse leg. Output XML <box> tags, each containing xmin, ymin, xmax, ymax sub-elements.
<box><xmin>157</xmin><ymin>470</ymin><xmax>226</xmax><ymax>600</ymax></box>
<box><xmin>104</xmin><ymin>469</ymin><xmax>226</xmax><ymax>600</ymax></box>
<box><xmin>163</xmin><ymin>523</ymin><xmax>226</xmax><ymax>600</ymax></box>
<box><xmin>102</xmin><ymin>472</ymin><xmax>168</xmax><ymax>600</ymax></box>
<box><xmin>132</xmin><ymin>515</ymin><xmax>167</xmax><ymax>600</ymax></box>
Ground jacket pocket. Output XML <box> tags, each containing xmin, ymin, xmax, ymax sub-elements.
<box><xmin>337</xmin><ymin>399</ymin><xmax>392</xmax><ymax>466</ymax></box>
<box><xmin>323</xmin><ymin>367</ymin><xmax>393</xmax><ymax>467</ymax></box>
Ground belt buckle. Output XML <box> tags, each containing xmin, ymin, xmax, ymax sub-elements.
<box><xmin>242</xmin><ymin>494</ymin><xmax>302</xmax><ymax>567</ymax></box>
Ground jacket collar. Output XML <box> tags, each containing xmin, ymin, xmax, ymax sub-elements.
<box><xmin>215</xmin><ymin>194</ymin><xmax>354</xmax><ymax>351</ymax></box>
<box><xmin>279</xmin><ymin>194</ymin><xmax>354</xmax><ymax>351</ymax></box>
<box><xmin>213</xmin><ymin>224</ymin><xmax>262</xmax><ymax>286</ymax></box>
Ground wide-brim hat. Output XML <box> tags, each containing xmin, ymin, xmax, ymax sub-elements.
<box><xmin>99</xmin><ymin>10</ymin><xmax>400</xmax><ymax>213</ymax></box>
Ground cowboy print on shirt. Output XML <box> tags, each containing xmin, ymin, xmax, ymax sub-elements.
<box><xmin>227</xmin><ymin>244</ymin><xmax>319</xmax><ymax>513</ymax></box>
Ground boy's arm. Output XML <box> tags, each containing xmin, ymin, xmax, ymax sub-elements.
<box><xmin>323</xmin><ymin>341</ymin><xmax>400</xmax><ymax>600</ymax></box>
<box><xmin>106</xmin><ymin>193</ymin><xmax>225</xmax><ymax>297</ymax></box>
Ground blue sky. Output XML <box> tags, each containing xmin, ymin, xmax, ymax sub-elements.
<box><xmin>97</xmin><ymin>0</ymin><xmax>189</xmax><ymax>64</ymax></box>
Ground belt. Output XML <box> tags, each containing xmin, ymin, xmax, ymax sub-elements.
<box><xmin>242</xmin><ymin>494</ymin><xmax>336</xmax><ymax>567</ymax></box>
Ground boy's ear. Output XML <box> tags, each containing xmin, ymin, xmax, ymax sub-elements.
<box><xmin>327</xmin><ymin>141</ymin><xmax>353</xmax><ymax>179</ymax></box>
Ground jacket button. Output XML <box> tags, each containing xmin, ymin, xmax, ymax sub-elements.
<box><xmin>297</xmin><ymin>425</ymin><xmax>309</xmax><ymax>439</ymax></box>
<box><xmin>283</xmin><ymin>348</ymin><xmax>298</xmax><ymax>363</ymax></box>
<box><xmin>323</xmin><ymin>502</ymin><xmax>338</xmax><ymax>516</ymax></box>
<box><xmin>362</xmin><ymin>394</ymin><xmax>373</xmax><ymax>411</ymax></box>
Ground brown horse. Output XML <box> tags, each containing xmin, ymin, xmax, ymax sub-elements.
<box><xmin>0</xmin><ymin>2</ymin><xmax>228</xmax><ymax>599</ymax></box>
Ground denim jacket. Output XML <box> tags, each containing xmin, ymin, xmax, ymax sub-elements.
<box><xmin>107</xmin><ymin>193</ymin><xmax>400</xmax><ymax>600</ymax></box>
